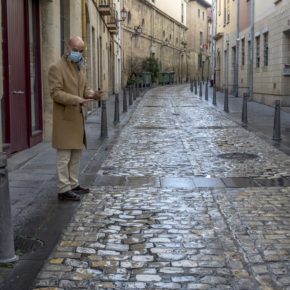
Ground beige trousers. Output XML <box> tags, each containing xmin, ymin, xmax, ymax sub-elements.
<box><xmin>56</xmin><ymin>149</ymin><xmax>82</xmax><ymax>193</ymax></box>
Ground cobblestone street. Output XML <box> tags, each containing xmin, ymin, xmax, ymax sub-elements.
<box><xmin>34</xmin><ymin>85</ymin><xmax>290</xmax><ymax>290</ymax></box>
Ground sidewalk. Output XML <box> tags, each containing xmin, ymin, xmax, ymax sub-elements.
<box><xmin>204</xmin><ymin>85</ymin><xmax>290</xmax><ymax>155</ymax></box>
<box><xmin>0</xmin><ymin>89</ymin><xmax>144</xmax><ymax>290</ymax></box>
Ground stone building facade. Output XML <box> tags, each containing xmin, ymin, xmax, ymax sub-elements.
<box><xmin>187</xmin><ymin>0</ymin><xmax>212</xmax><ymax>81</ymax></box>
<box><xmin>121</xmin><ymin>0</ymin><xmax>188</xmax><ymax>85</ymax></box>
<box><xmin>0</xmin><ymin>0</ymin><xmax>121</xmax><ymax>155</ymax></box>
<box><xmin>213</xmin><ymin>0</ymin><xmax>290</xmax><ymax>106</ymax></box>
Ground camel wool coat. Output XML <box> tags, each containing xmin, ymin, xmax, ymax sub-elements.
<box><xmin>48</xmin><ymin>56</ymin><xmax>90</xmax><ymax>149</ymax></box>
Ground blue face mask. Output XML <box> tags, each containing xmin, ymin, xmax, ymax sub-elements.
<box><xmin>69</xmin><ymin>51</ymin><xmax>83</xmax><ymax>63</ymax></box>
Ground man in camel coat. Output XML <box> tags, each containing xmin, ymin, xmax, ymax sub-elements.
<box><xmin>48</xmin><ymin>36</ymin><xmax>104</xmax><ymax>201</ymax></box>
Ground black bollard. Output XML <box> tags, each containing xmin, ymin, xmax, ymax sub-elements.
<box><xmin>133</xmin><ymin>84</ymin><xmax>137</xmax><ymax>100</ymax></box>
<box><xmin>273</xmin><ymin>100</ymin><xmax>281</xmax><ymax>141</ymax></box>
<box><xmin>205</xmin><ymin>81</ymin><xmax>208</xmax><ymax>101</ymax></box>
<box><xmin>213</xmin><ymin>85</ymin><xmax>217</xmax><ymax>106</ymax></box>
<box><xmin>199</xmin><ymin>82</ymin><xmax>202</xmax><ymax>98</ymax></box>
<box><xmin>224</xmin><ymin>88</ymin><xmax>229</xmax><ymax>113</ymax></box>
<box><xmin>101</xmin><ymin>100</ymin><xmax>108</xmax><ymax>138</ymax></box>
<box><xmin>129</xmin><ymin>86</ymin><xmax>133</xmax><ymax>105</ymax></box>
<box><xmin>123</xmin><ymin>88</ymin><xmax>127</xmax><ymax>113</ymax></box>
<box><xmin>241</xmin><ymin>93</ymin><xmax>248</xmax><ymax>127</ymax></box>
<box><xmin>114</xmin><ymin>93</ymin><xmax>120</xmax><ymax>125</ymax></box>
<box><xmin>194</xmin><ymin>79</ymin><xmax>198</xmax><ymax>95</ymax></box>
<box><xmin>0</xmin><ymin>155</ymin><xmax>18</xmax><ymax>263</ymax></box>
<box><xmin>137</xmin><ymin>83</ymin><xmax>140</xmax><ymax>98</ymax></box>
<box><xmin>190</xmin><ymin>80</ymin><xmax>193</xmax><ymax>93</ymax></box>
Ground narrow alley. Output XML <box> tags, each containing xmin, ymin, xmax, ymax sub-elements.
<box><xmin>32</xmin><ymin>85</ymin><xmax>290</xmax><ymax>290</ymax></box>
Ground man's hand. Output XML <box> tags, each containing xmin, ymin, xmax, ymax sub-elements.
<box><xmin>79</xmin><ymin>98</ymin><xmax>94</xmax><ymax>106</ymax></box>
<box><xmin>95</xmin><ymin>89</ymin><xmax>105</xmax><ymax>100</ymax></box>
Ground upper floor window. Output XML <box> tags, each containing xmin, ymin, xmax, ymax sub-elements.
<box><xmin>198</xmin><ymin>9</ymin><xmax>200</xmax><ymax>18</ymax></box>
<box><xmin>227</xmin><ymin>0</ymin><xmax>230</xmax><ymax>23</ymax></box>
<box><xmin>181</xmin><ymin>3</ymin><xmax>184</xmax><ymax>23</ymax></box>
<box><xmin>223</xmin><ymin>0</ymin><xmax>226</xmax><ymax>25</ymax></box>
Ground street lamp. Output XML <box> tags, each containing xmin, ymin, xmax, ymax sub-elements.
<box><xmin>120</xmin><ymin>7</ymin><xmax>128</xmax><ymax>21</ymax></box>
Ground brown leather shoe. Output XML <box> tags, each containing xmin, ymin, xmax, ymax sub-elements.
<box><xmin>72</xmin><ymin>185</ymin><xmax>90</xmax><ymax>194</ymax></box>
<box><xmin>58</xmin><ymin>190</ymin><xmax>81</xmax><ymax>201</ymax></box>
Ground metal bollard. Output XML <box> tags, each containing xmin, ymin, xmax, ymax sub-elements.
<box><xmin>129</xmin><ymin>86</ymin><xmax>133</xmax><ymax>105</ymax></box>
<box><xmin>194</xmin><ymin>79</ymin><xmax>197</xmax><ymax>95</ymax></box>
<box><xmin>113</xmin><ymin>93</ymin><xmax>120</xmax><ymax>125</ymax></box>
<box><xmin>199</xmin><ymin>82</ymin><xmax>202</xmax><ymax>98</ymax></box>
<box><xmin>137</xmin><ymin>84</ymin><xmax>140</xmax><ymax>98</ymax></box>
<box><xmin>273</xmin><ymin>100</ymin><xmax>281</xmax><ymax>141</ymax></box>
<box><xmin>101</xmin><ymin>100</ymin><xmax>108</xmax><ymax>138</ymax></box>
<box><xmin>224</xmin><ymin>88</ymin><xmax>229</xmax><ymax>113</ymax></box>
<box><xmin>213</xmin><ymin>85</ymin><xmax>217</xmax><ymax>106</ymax></box>
<box><xmin>241</xmin><ymin>93</ymin><xmax>248</xmax><ymax>127</ymax></box>
<box><xmin>190</xmin><ymin>80</ymin><xmax>193</xmax><ymax>93</ymax></box>
<box><xmin>0</xmin><ymin>155</ymin><xmax>18</xmax><ymax>263</ymax></box>
<box><xmin>205</xmin><ymin>81</ymin><xmax>208</xmax><ymax>101</ymax></box>
<box><xmin>133</xmin><ymin>85</ymin><xmax>137</xmax><ymax>100</ymax></box>
<box><xmin>123</xmin><ymin>88</ymin><xmax>127</xmax><ymax>113</ymax></box>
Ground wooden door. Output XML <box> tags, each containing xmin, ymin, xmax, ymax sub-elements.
<box><xmin>2</xmin><ymin>0</ymin><xmax>29</xmax><ymax>153</ymax></box>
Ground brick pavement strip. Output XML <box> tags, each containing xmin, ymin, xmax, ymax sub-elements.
<box><xmin>34</xmin><ymin>86</ymin><xmax>290</xmax><ymax>290</ymax></box>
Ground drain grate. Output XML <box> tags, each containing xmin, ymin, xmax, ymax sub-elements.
<box><xmin>218</xmin><ymin>152</ymin><xmax>258</xmax><ymax>161</ymax></box>
<box><xmin>194</xmin><ymin>126</ymin><xmax>238</xmax><ymax>129</ymax></box>
<box><xmin>134</xmin><ymin>126</ymin><xmax>167</xmax><ymax>130</ymax></box>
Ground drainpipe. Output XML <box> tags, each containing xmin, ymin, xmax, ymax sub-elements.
<box><xmin>213</xmin><ymin>0</ymin><xmax>217</xmax><ymax>89</ymax></box>
<box><xmin>82</xmin><ymin>0</ymin><xmax>87</xmax><ymax>46</ymax></box>
<box><xmin>234</xmin><ymin>0</ymin><xmax>240</xmax><ymax>97</ymax></box>
<box><xmin>248</xmin><ymin>0</ymin><xmax>254</xmax><ymax>100</ymax></box>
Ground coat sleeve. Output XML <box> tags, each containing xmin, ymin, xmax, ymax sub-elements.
<box><xmin>48</xmin><ymin>64</ymin><xmax>83</xmax><ymax>105</ymax></box>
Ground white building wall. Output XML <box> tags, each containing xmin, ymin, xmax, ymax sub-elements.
<box><xmin>154</xmin><ymin>0</ymin><xmax>187</xmax><ymax>26</ymax></box>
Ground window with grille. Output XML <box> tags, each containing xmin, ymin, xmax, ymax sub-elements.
<box><xmin>248</xmin><ymin>40</ymin><xmax>251</xmax><ymax>66</ymax></box>
<box><xmin>232</xmin><ymin>46</ymin><xmax>236</xmax><ymax>70</ymax></box>
<box><xmin>241</xmin><ymin>39</ymin><xmax>245</xmax><ymax>66</ymax></box>
<box><xmin>256</xmin><ymin>36</ymin><xmax>260</xmax><ymax>68</ymax></box>
<box><xmin>263</xmin><ymin>32</ymin><xmax>269</xmax><ymax>66</ymax></box>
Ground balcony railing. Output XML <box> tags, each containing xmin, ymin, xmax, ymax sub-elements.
<box><xmin>98</xmin><ymin>0</ymin><xmax>112</xmax><ymax>16</ymax></box>
<box><xmin>106</xmin><ymin>10</ymin><xmax>118</xmax><ymax>34</ymax></box>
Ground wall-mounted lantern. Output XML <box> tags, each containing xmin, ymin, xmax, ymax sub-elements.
<box><xmin>132</xmin><ymin>25</ymin><xmax>142</xmax><ymax>36</ymax></box>
<box><xmin>120</xmin><ymin>7</ymin><xmax>128</xmax><ymax>21</ymax></box>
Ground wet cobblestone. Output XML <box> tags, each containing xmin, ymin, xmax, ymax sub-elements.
<box><xmin>100</xmin><ymin>87</ymin><xmax>290</xmax><ymax>178</ymax></box>
<box><xmin>34</xmin><ymin>85</ymin><xmax>290</xmax><ymax>289</ymax></box>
